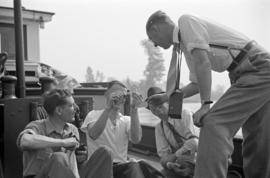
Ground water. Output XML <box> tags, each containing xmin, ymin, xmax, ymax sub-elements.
<box><xmin>138</xmin><ymin>102</ymin><xmax>242</xmax><ymax>138</ymax></box>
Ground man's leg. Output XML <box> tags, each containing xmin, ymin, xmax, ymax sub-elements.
<box><xmin>137</xmin><ymin>160</ymin><xmax>165</xmax><ymax>178</ymax></box>
<box><xmin>160</xmin><ymin>168</ymin><xmax>178</xmax><ymax>178</ymax></box>
<box><xmin>79</xmin><ymin>147</ymin><xmax>113</xmax><ymax>178</ymax></box>
<box><xmin>113</xmin><ymin>162</ymin><xmax>144</xmax><ymax>178</ymax></box>
<box><xmin>242</xmin><ymin>100</ymin><xmax>270</xmax><ymax>178</ymax></box>
<box><xmin>36</xmin><ymin>152</ymin><xmax>76</xmax><ymax>178</ymax></box>
<box><xmin>194</xmin><ymin>73</ymin><xmax>270</xmax><ymax>178</ymax></box>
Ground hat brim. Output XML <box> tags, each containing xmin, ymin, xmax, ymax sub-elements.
<box><xmin>145</xmin><ymin>92</ymin><xmax>166</xmax><ymax>102</ymax></box>
<box><xmin>145</xmin><ymin>93</ymin><xmax>168</xmax><ymax>110</ymax></box>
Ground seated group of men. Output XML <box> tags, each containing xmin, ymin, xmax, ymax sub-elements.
<box><xmin>16</xmin><ymin>80</ymin><xmax>199</xmax><ymax>178</ymax></box>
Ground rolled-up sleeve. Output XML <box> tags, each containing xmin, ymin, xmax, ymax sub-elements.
<box><xmin>179</xmin><ymin>14</ymin><xmax>210</xmax><ymax>53</ymax></box>
<box><xmin>155</xmin><ymin>124</ymin><xmax>172</xmax><ymax>158</ymax></box>
<box><xmin>16</xmin><ymin>122</ymin><xmax>41</xmax><ymax>149</ymax></box>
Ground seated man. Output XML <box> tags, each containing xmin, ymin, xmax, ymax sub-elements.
<box><xmin>146</xmin><ymin>87</ymin><xmax>199</xmax><ymax>178</ymax></box>
<box><xmin>17</xmin><ymin>89</ymin><xmax>113</xmax><ymax>178</ymax></box>
<box><xmin>81</xmin><ymin>80</ymin><xmax>149</xmax><ymax>178</ymax></box>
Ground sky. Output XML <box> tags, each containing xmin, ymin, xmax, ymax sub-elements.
<box><xmin>2</xmin><ymin>0</ymin><xmax>270</xmax><ymax>90</ymax></box>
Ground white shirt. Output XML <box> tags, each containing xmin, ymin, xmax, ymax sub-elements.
<box><xmin>175</xmin><ymin>14</ymin><xmax>250</xmax><ymax>83</ymax></box>
<box><xmin>155</xmin><ymin>109</ymin><xmax>198</xmax><ymax>158</ymax></box>
<box><xmin>81</xmin><ymin>110</ymin><xmax>131</xmax><ymax>163</ymax></box>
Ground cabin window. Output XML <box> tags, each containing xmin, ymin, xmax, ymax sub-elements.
<box><xmin>0</xmin><ymin>23</ymin><xmax>28</xmax><ymax>60</ymax></box>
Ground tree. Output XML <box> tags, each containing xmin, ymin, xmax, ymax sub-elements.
<box><xmin>141</xmin><ymin>39</ymin><xmax>166</xmax><ymax>93</ymax></box>
<box><xmin>122</xmin><ymin>77</ymin><xmax>140</xmax><ymax>93</ymax></box>
<box><xmin>95</xmin><ymin>70</ymin><xmax>105</xmax><ymax>82</ymax></box>
<box><xmin>85</xmin><ymin>66</ymin><xmax>94</xmax><ymax>82</ymax></box>
<box><xmin>85</xmin><ymin>66</ymin><xmax>105</xmax><ymax>82</ymax></box>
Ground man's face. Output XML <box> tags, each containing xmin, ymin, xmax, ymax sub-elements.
<box><xmin>149</xmin><ymin>102</ymin><xmax>169</xmax><ymax>120</ymax></box>
<box><xmin>59</xmin><ymin>96</ymin><xmax>76</xmax><ymax>123</ymax></box>
<box><xmin>147</xmin><ymin>23</ymin><xmax>172</xmax><ymax>49</ymax></box>
<box><xmin>106</xmin><ymin>84</ymin><xmax>128</xmax><ymax>110</ymax></box>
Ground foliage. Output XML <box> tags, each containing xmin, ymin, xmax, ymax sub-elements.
<box><xmin>141</xmin><ymin>39</ymin><xmax>165</xmax><ymax>86</ymax></box>
<box><xmin>85</xmin><ymin>66</ymin><xmax>105</xmax><ymax>82</ymax></box>
<box><xmin>137</xmin><ymin>39</ymin><xmax>166</xmax><ymax>97</ymax></box>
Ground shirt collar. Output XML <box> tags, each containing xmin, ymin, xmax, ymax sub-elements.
<box><xmin>172</xmin><ymin>26</ymin><xmax>180</xmax><ymax>44</ymax></box>
<box><xmin>45</xmin><ymin>118</ymin><xmax>70</xmax><ymax>135</ymax></box>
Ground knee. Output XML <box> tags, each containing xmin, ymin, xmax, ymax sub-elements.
<box><xmin>96</xmin><ymin>146</ymin><xmax>111</xmax><ymax>155</ymax></box>
<box><xmin>51</xmin><ymin>152</ymin><xmax>69</xmax><ymax>166</ymax></box>
<box><xmin>95</xmin><ymin>146</ymin><xmax>113</xmax><ymax>162</ymax></box>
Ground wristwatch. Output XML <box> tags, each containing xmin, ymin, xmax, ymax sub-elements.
<box><xmin>201</xmin><ymin>100</ymin><xmax>213</xmax><ymax>105</ymax></box>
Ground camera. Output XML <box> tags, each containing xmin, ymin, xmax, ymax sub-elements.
<box><xmin>168</xmin><ymin>89</ymin><xmax>183</xmax><ymax>119</ymax></box>
<box><xmin>111</xmin><ymin>91</ymin><xmax>126</xmax><ymax>104</ymax></box>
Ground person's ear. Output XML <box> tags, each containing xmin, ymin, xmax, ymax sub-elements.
<box><xmin>55</xmin><ymin>106</ymin><xmax>63</xmax><ymax>116</ymax></box>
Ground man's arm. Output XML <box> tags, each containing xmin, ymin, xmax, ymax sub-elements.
<box><xmin>86</xmin><ymin>93</ymin><xmax>116</xmax><ymax>140</ymax></box>
<box><xmin>20</xmin><ymin>133</ymin><xmax>78</xmax><ymax>150</ymax></box>
<box><xmin>181</xmin><ymin>82</ymin><xmax>199</xmax><ymax>98</ymax></box>
<box><xmin>86</xmin><ymin>109</ymin><xmax>110</xmax><ymax>140</ymax></box>
<box><xmin>160</xmin><ymin>154</ymin><xmax>177</xmax><ymax>168</ymax></box>
<box><xmin>191</xmin><ymin>48</ymin><xmax>212</xmax><ymax>126</ymax></box>
<box><xmin>129</xmin><ymin>92</ymin><xmax>142</xmax><ymax>144</ymax></box>
<box><xmin>192</xmin><ymin>48</ymin><xmax>212</xmax><ymax>102</ymax></box>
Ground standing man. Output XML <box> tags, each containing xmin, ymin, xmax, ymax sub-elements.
<box><xmin>146</xmin><ymin>10</ymin><xmax>270</xmax><ymax>178</ymax></box>
<box><xmin>81</xmin><ymin>80</ymin><xmax>145</xmax><ymax>178</ymax></box>
<box><xmin>17</xmin><ymin>89</ymin><xmax>113</xmax><ymax>178</ymax></box>
<box><xmin>146</xmin><ymin>87</ymin><xmax>198</xmax><ymax>178</ymax></box>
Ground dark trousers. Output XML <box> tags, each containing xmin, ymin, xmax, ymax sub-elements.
<box><xmin>35</xmin><ymin>152</ymin><xmax>76</xmax><ymax>178</ymax></box>
<box><xmin>113</xmin><ymin>160</ymin><xmax>164</xmax><ymax>178</ymax></box>
<box><xmin>26</xmin><ymin>147</ymin><xmax>113</xmax><ymax>178</ymax></box>
<box><xmin>79</xmin><ymin>147</ymin><xmax>113</xmax><ymax>178</ymax></box>
<box><xmin>113</xmin><ymin>162</ymin><xmax>145</xmax><ymax>178</ymax></box>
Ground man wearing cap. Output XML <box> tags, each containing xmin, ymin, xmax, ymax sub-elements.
<box><xmin>146</xmin><ymin>87</ymin><xmax>198</xmax><ymax>178</ymax></box>
<box><xmin>81</xmin><ymin>80</ymin><xmax>147</xmax><ymax>178</ymax></box>
<box><xmin>17</xmin><ymin>89</ymin><xmax>113</xmax><ymax>178</ymax></box>
<box><xmin>146</xmin><ymin>10</ymin><xmax>270</xmax><ymax>178</ymax></box>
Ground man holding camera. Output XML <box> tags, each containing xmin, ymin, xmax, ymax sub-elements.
<box><xmin>81</xmin><ymin>80</ymin><xmax>146</xmax><ymax>178</ymax></box>
<box><xmin>146</xmin><ymin>87</ymin><xmax>198</xmax><ymax>178</ymax></box>
<box><xmin>17</xmin><ymin>89</ymin><xmax>113</xmax><ymax>178</ymax></box>
<box><xmin>146</xmin><ymin>10</ymin><xmax>270</xmax><ymax>178</ymax></box>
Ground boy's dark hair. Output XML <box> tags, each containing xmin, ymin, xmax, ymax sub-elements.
<box><xmin>107</xmin><ymin>80</ymin><xmax>126</xmax><ymax>90</ymax></box>
<box><xmin>146</xmin><ymin>10</ymin><xmax>170</xmax><ymax>32</ymax></box>
<box><xmin>43</xmin><ymin>89</ymin><xmax>72</xmax><ymax>115</ymax></box>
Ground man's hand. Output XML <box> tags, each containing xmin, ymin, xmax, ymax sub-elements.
<box><xmin>108</xmin><ymin>91</ymin><xmax>127</xmax><ymax>108</ymax></box>
<box><xmin>160</xmin><ymin>153</ymin><xmax>177</xmax><ymax>168</ymax></box>
<box><xmin>171</xmin><ymin>163</ymin><xmax>194</xmax><ymax>177</ymax></box>
<box><xmin>131</xmin><ymin>92</ymin><xmax>143</xmax><ymax>109</ymax></box>
<box><xmin>62</xmin><ymin>137</ymin><xmax>79</xmax><ymax>150</ymax></box>
<box><xmin>193</xmin><ymin>104</ymin><xmax>210</xmax><ymax>127</ymax></box>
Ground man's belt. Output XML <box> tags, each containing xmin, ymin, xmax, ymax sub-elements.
<box><xmin>227</xmin><ymin>40</ymin><xmax>256</xmax><ymax>72</ymax></box>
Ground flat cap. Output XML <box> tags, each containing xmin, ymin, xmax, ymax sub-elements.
<box><xmin>145</xmin><ymin>87</ymin><xmax>168</xmax><ymax>109</ymax></box>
